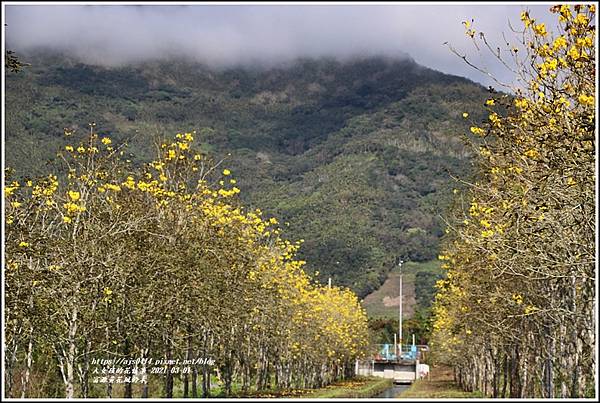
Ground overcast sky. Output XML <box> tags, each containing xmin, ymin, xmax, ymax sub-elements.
<box><xmin>4</xmin><ymin>2</ymin><xmax>559</xmax><ymax>88</ymax></box>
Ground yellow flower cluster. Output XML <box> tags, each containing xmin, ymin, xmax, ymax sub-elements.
<box><xmin>578</xmin><ymin>94</ymin><xmax>595</xmax><ymax>106</ymax></box>
<box><xmin>470</xmin><ymin>126</ymin><xmax>485</xmax><ymax>136</ymax></box>
<box><xmin>524</xmin><ymin>149</ymin><xmax>539</xmax><ymax>159</ymax></box>
<box><xmin>512</xmin><ymin>293</ymin><xmax>524</xmax><ymax>305</ymax></box>
<box><xmin>533</xmin><ymin>23</ymin><xmax>547</xmax><ymax>36</ymax></box>
<box><xmin>63</xmin><ymin>202</ymin><xmax>86</xmax><ymax>214</ymax></box>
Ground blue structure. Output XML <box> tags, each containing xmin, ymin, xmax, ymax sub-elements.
<box><xmin>378</xmin><ymin>344</ymin><xmax>397</xmax><ymax>361</ymax></box>
<box><xmin>403</xmin><ymin>344</ymin><xmax>418</xmax><ymax>360</ymax></box>
<box><xmin>375</xmin><ymin>343</ymin><xmax>418</xmax><ymax>361</ymax></box>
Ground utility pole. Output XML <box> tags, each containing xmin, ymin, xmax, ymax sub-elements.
<box><xmin>398</xmin><ymin>258</ymin><xmax>404</xmax><ymax>355</ymax></box>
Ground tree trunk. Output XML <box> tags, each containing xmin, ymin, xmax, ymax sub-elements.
<box><xmin>5</xmin><ymin>336</ymin><xmax>19</xmax><ymax>398</ymax></box>
<box><xmin>202</xmin><ymin>365</ymin><xmax>209</xmax><ymax>397</ymax></box>
<box><xmin>192</xmin><ymin>365</ymin><xmax>198</xmax><ymax>398</ymax></box>
<box><xmin>77</xmin><ymin>339</ymin><xmax>91</xmax><ymax>398</ymax></box>
<box><xmin>165</xmin><ymin>342</ymin><xmax>174</xmax><ymax>398</ymax></box>
<box><xmin>20</xmin><ymin>326</ymin><xmax>34</xmax><ymax>398</ymax></box>
<box><xmin>123</xmin><ymin>337</ymin><xmax>133</xmax><ymax>398</ymax></box>
<box><xmin>183</xmin><ymin>371</ymin><xmax>189</xmax><ymax>397</ymax></box>
<box><xmin>224</xmin><ymin>362</ymin><xmax>232</xmax><ymax>396</ymax></box>
<box><xmin>183</xmin><ymin>329</ymin><xmax>192</xmax><ymax>398</ymax></box>
<box><xmin>491</xmin><ymin>351</ymin><xmax>499</xmax><ymax>398</ymax></box>
<box><xmin>501</xmin><ymin>353</ymin><xmax>508</xmax><ymax>397</ymax></box>
<box><xmin>509</xmin><ymin>343</ymin><xmax>520</xmax><ymax>397</ymax></box>
<box><xmin>65</xmin><ymin>305</ymin><xmax>78</xmax><ymax>398</ymax></box>
<box><xmin>520</xmin><ymin>346</ymin><xmax>529</xmax><ymax>398</ymax></box>
<box><xmin>570</xmin><ymin>275</ymin><xmax>580</xmax><ymax>397</ymax></box>
<box><xmin>141</xmin><ymin>347</ymin><xmax>150</xmax><ymax>398</ymax></box>
<box><xmin>544</xmin><ymin>325</ymin><xmax>554</xmax><ymax>398</ymax></box>
<box><xmin>200</xmin><ymin>332</ymin><xmax>209</xmax><ymax>397</ymax></box>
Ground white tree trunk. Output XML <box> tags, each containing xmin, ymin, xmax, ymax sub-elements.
<box><xmin>20</xmin><ymin>326</ymin><xmax>34</xmax><ymax>398</ymax></box>
<box><xmin>65</xmin><ymin>305</ymin><xmax>79</xmax><ymax>398</ymax></box>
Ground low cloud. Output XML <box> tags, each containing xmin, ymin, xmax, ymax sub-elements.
<box><xmin>5</xmin><ymin>4</ymin><xmax>555</xmax><ymax>87</ymax></box>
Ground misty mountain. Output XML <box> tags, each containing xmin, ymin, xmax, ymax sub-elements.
<box><xmin>5</xmin><ymin>54</ymin><xmax>490</xmax><ymax>296</ymax></box>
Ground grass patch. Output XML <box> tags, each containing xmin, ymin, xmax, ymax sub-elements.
<box><xmin>399</xmin><ymin>365</ymin><xmax>483</xmax><ymax>398</ymax></box>
<box><xmin>363</xmin><ymin>260</ymin><xmax>443</xmax><ymax>319</ymax></box>
<box><xmin>304</xmin><ymin>377</ymin><xmax>393</xmax><ymax>398</ymax></box>
<box><xmin>221</xmin><ymin>376</ymin><xmax>392</xmax><ymax>398</ymax></box>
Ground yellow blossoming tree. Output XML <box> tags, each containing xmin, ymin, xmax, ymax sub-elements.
<box><xmin>4</xmin><ymin>127</ymin><xmax>370</xmax><ymax>397</ymax></box>
<box><xmin>431</xmin><ymin>4</ymin><xmax>595</xmax><ymax>398</ymax></box>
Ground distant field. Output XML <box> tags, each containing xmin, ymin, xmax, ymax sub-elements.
<box><xmin>362</xmin><ymin>260</ymin><xmax>443</xmax><ymax>319</ymax></box>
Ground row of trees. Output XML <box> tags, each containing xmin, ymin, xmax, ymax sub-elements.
<box><xmin>431</xmin><ymin>4</ymin><xmax>595</xmax><ymax>398</ymax></box>
<box><xmin>4</xmin><ymin>128</ymin><xmax>370</xmax><ymax>398</ymax></box>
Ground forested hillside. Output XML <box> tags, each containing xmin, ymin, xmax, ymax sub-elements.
<box><xmin>5</xmin><ymin>54</ymin><xmax>490</xmax><ymax>296</ymax></box>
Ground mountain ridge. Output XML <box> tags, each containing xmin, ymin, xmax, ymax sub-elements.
<box><xmin>5</xmin><ymin>53</ymin><xmax>490</xmax><ymax>296</ymax></box>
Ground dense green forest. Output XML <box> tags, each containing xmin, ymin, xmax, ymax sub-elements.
<box><xmin>5</xmin><ymin>53</ymin><xmax>490</xmax><ymax>296</ymax></box>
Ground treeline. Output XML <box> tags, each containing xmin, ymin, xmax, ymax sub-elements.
<box><xmin>4</xmin><ymin>129</ymin><xmax>369</xmax><ymax>398</ymax></box>
<box><xmin>431</xmin><ymin>4</ymin><xmax>595</xmax><ymax>398</ymax></box>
